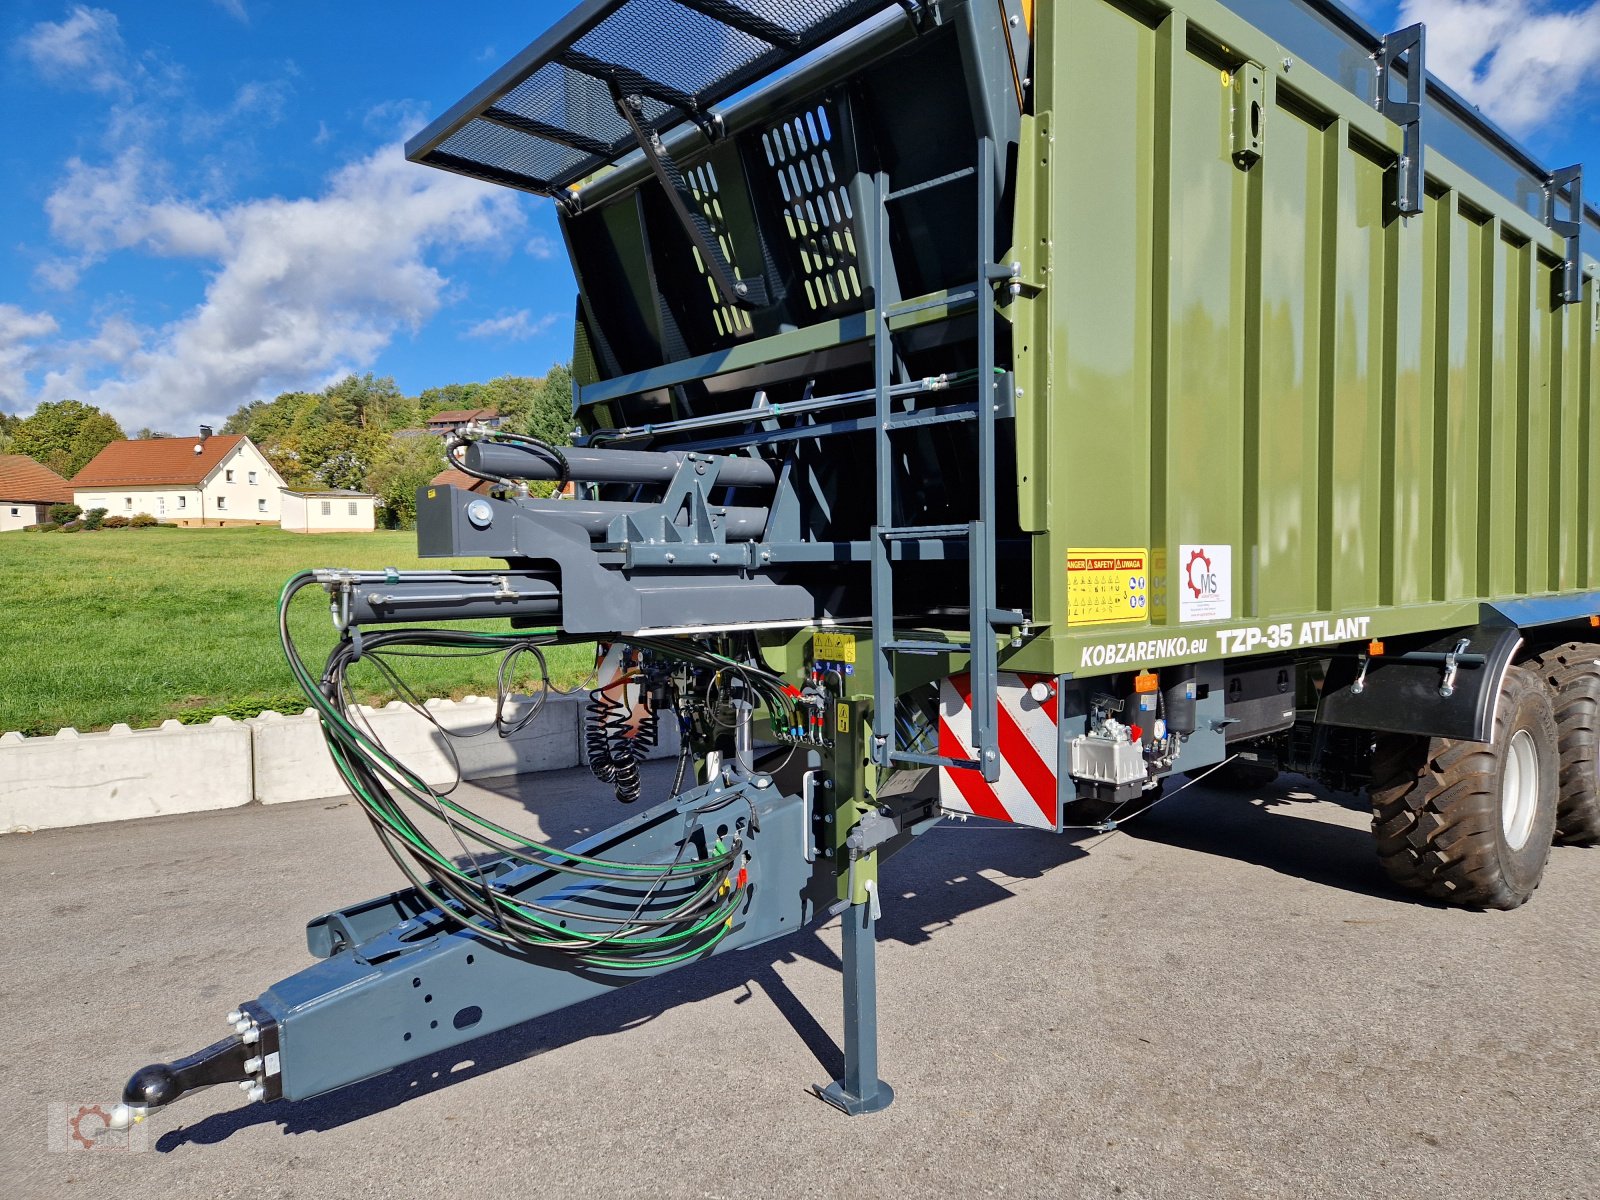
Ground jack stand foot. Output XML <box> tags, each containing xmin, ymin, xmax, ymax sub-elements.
<box><xmin>813</xmin><ymin>1077</ymin><xmax>894</xmax><ymax>1116</ymax></box>
<box><xmin>813</xmin><ymin>898</ymin><xmax>894</xmax><ymax>1115</ymax></box>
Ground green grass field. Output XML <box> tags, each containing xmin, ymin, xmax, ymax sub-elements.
<box><xmin>0</xmin><ymin>527</ymin><xmax>595</xmax><ymax>735</ymax></box>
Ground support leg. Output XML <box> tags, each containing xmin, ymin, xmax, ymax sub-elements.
<box><xmin>815</xmin><ymin>898</ymin><xmax>894</xmax><ymax>1114</ymax></box>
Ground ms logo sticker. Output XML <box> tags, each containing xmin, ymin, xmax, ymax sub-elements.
<box><xmin>1178</xmin><ymin>544</ymin><xmax>1231</xmax><ymax>623</ymax></box>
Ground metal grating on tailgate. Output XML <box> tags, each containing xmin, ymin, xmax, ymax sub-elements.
<box><xmin>405</xmin><ymin>0</ymin><xmax>907</xmax><ymax>197</ymax></box>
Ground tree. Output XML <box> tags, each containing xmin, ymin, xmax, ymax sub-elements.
<box><xmin>12</xmin><ymin>400</ymin><xmax>125</xmax><ymax>477</ymax></box>
<box><xmin>364</xmin><ymin>435</ymin><xmax>447</xmax><ymax>529</ymax></box>
<box><xmin>0</xmin><ymin>410</ymin><xmax>17</xmax><ymax>455</ymax></box>
<box><xmin>523</xmin><ymin>363</ymin><xmax>575</xmax><ymax>446</ymax></box>
<box><xmin>134</xmin><ymin>427</ymin><xmax>174</xmax><ymax>439</ymax></box>
<box><xmin>325</xmin><ymin>373</ymin><xmax>414</xmax><ymax>432</ymax></box>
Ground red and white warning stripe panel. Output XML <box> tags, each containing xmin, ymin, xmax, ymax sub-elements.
<box><xmin>937</xmin><ymin>672</ymin><xmax>1061</xmax><ymax>831</ymax></box>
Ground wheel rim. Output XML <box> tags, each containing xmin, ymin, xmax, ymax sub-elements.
<box><xmin>1501</xmin><ymin>729</ymin><xmax>1540</xmax><ymax>851</ymax></box>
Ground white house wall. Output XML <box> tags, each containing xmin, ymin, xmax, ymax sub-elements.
<box><xmin>0</xmin><ymin>502</ymin><xmax>49</xmax><ymax>532</ymax></box>
<box><xmin>200</xmin><ymin>441</ymin><xmax>286</xmax><ymax>522</ymax></box>
<box><xmin>281</xmin><ymin>493</ymin><xmax>376</xmax><ymax>533</ymax></box>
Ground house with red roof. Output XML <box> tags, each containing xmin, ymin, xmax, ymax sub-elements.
<box><xmin>423</xmin><ymin>408</ymin><xmax>502</xmax><ymax>434</ymax></box>
<box><xmin>72</xmin><ymin>428</ymin><xmax>287</xmax><ymax>526</ymax></box>
<box><xmin>0</xmin><ymin>454</ymin><xmax>74</xmax><ymax>532</ymax></box>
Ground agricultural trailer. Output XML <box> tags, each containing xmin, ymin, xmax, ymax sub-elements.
<box><xmin>107</xmin><ymin>0</ymin><xmax>1600</xmax><ymax>1130</ymax></box>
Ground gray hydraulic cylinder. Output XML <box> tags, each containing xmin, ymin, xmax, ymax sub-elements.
<box><xmin>462</xmin><ymin>442</ymin><xmax>777</xmax><ymax>488</ymax></box>
<box><xmin>347</xmin><ymin>573</ymin><xmax>561</xmax><ymax>625</ymax></box>
<box><xmin>515</xmin><ymin>498</ymin><xmax>769</xmax><ymax>540</ymax></box>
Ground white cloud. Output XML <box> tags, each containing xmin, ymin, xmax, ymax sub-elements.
<box><xmin>27</xmin><ymin>144</ymin><xmax>523</xmax><ymax>430</ymax></box>
<box><xmin>464</xmin><ymin>310</ymin><xmax>559</xmax><ymax>341</ymax></box>
<box><xmin>16</xmin><ymin>6</ymin><xmax>127</xmax><ymax>94</ymax></box>
<box><xmin>525</xmin><ymin>235</ymin><xmax>558</xmax><ymax>260</ymax></box>
<box><xmin>35</xmin><ymin>149</ymin><xmax>232</xmax><ymax>288</ymax></box>
<box><xmin>182</xmin><ymin>79</ymin><xmax>292</xmax><ymax>141</ymax></box>
<box><xmin>0</xmin><ymin>307</ymin><xmax>61</xmax><ymax>411</ymax></box>
<box><xmin>212</xmin><ymin>0</ymin><xmax>248</xmax><ymax>22</ymax></box>
<box><xmin>1400</xmin><ymin>0</ymin><xmax>1600</xmax><ymax>134</ymax></box>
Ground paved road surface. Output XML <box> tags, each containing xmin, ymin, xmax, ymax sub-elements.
<box><xmin>3</xmin><ymin>766</ymin><xmax>1597</xmax><ymax>1199</ymax></box>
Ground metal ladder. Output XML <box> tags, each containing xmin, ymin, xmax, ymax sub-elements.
<box><xmin>868</xmin><ymin>136</ymin><xmax>1019</xmax><ymax>784</ymax></box>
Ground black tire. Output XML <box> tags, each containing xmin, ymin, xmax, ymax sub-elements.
<box><xmin>1185</xmin><ymin>758</ymin><xmax>1279</xmax><ymax>791</ymax></box>
<box><xmin>1368</xmin><ymin>664</ymin><xmax>1559</xmax><ymax>910</ymax></box>
<box><xmin>1527</xmin><ymin>642</ymin><xmax>1600</xmax><ymax>845</ymax></box>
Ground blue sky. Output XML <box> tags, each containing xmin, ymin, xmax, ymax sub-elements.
<box><xmin>1</xmin><ymin>0</ymin><xmax>1597</xmax><ymax>434</ymax></box>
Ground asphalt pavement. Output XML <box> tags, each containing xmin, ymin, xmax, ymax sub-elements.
<box><xmin>2</xmin><ymin>764</ymin><xmax>1597</xmax><ymax>1199</ymax></box>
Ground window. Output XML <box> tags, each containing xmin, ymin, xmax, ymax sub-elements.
<box><xmin>8</xmin><ymin>507</ymin><xmax>17</xmax><ymax>517</ymax></box>
<box><xmin>225</xmin><ymin>469</ymin><xmax>235</xmax><ymax>483</ymax></box>
<box><xmin>216</xmin><ymin>496</ymin><xmax>228</xmax><ymax>512</ymax></box>
<box><xmin>348</xmin><ymin>501</ymin><xmax>358</xmax><ymax>516</ymax></box>
<box><xmin>321</xmin><ymin>501</ymin><xmax>332</xmax><ymax>516</ymax></box>
<box><xmin>124</xmin><ymin>497</ymin><xmax>133</xmax><ymax>511</ymax></box>
<box><xmin>248</xmin><ymin>471</ymin><xmax>257</xmax><ymax>485</ymax></box>
<box><xmin>258</xmin><ymin>498</ymin><xmax>268</xmax><ymax>513</ymax></box>
<box><xmin>178</xmin><ymin>495</ymin><xmax>186</xmax><ymax>509</ymax></box>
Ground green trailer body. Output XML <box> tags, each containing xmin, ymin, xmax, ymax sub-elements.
<box><xmin>1010</xmin><ymin>0</ymin><xmax>1600</xmax><ymax>681</ymax></box>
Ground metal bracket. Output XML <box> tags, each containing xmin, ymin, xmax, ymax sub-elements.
<box><xmin>1439</xmin><ymin>637</ymin><xmax>1471</xmax><ymax>699</ymax></box>
<box><xmin>610</xmin><ymin>83</ymin><xmax>768</xmax><ymax>311</ymax></box>
<box><xmin>1376</xmin><ymin>24</ymin><xmax>1427</xmax><ymax>216</ymax></box>
<box><xmin>1547</xmin><ymin>164</ymin><xmax>1584</xmax><ymax>305</ymax></box>
<box><xmin>1231</xmin><ymin>62</ymin><xmax>1265</xmax><ymax>168</ymax></box>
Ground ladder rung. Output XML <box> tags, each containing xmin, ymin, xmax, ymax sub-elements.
<box><xmin>880</xmin><ymin>524</ymin><xmax>970</xmax><ymax>541</ymax></box>
<box><xmin>885</xmin><ymin>639</ymin><xmax>971</xmax><ymax>655</ymax></box>
<box><xmin>890</xmin><ymin>750</ymin><xmax>981</xmax><ymax>771</ymax></box>
<box><xmin>886</xmin><ymin>167</ymin><xmax>976</xmax><ymax>201</ymax></box>
<box><xmin>885</xmin><ymin>406</ymin><xmax>977</xmax><ymax>431</ymax></box>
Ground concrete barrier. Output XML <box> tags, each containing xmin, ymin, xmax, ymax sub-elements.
<box><xmin>1</xmin><ymin>688</ymin><xmax>686</xmax><ymax>833</ymax></box>
<box><xmin>248</xmin><ymin>693</ymin><xmax>586</xmax><ymax>805</ymax></box>
<box><xmin>0</xmin><ymin>718</ymin><xmax>254</xmax><ymax>833</ymax></box>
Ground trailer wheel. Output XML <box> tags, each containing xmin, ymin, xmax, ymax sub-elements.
<box><xmin>1527</xmin><ymin>642</ymin><xmax>1600</xmax><ymax>845</ymax></box>
<box><xmin>1368</xmin><ymin>665</ymin><xmax>1559</xmax><ymax>910</ymax></box>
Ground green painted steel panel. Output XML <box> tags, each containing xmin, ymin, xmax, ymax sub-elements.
<box><xmin>1009</xmin><ymin>0</ymin><xmax>1600</xmax><ymax>678</ymax></box>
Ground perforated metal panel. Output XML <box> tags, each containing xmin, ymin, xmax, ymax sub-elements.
<box><xmin>684</xmin><ymin>161</ymin><xmax>755</xmax><ymax>337</ymax></box>
<box><xmin>761</xmin><ymin>101</ymin><xmax>861</xmax><ymax>312</ymax></box>
<box><xmin>406</xmin><ymin>0</ymin><xmax>904</xmax><ymax>196</ymax></box>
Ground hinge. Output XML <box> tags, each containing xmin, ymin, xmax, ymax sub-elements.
<box><xmin>1547</xmin><ymin>164</ymin><xmax>1584</xmax><ymax>306</ymax></box>
<box><xmin>1376</xmin><ymin>24</ymin><xmax>1427</xmax><ymax>216</ymax></box>
<box><xmin>1231</xmin><ymin>63</ymin><xmax>1265</xmax><ymax>168</ymax></box>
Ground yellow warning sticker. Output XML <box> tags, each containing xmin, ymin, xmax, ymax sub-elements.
<box><xmin>836</xmin><ymin>703</ymin><xmax>850</xmax><ymax>734</ymax></box>
<box><xmin>426</xmin><ymin>488</ymin><xmax>437</xmax><ymax>499</ymax></box>
<box><xmin>1068</xmin><ymin>548</ymin><xmax>1150</xmax><ymax>627</ymax></box>
<box><xmin>814</xmin><ymin>631</ymin><xmax>857</xmax><ymax>664</ymax></box>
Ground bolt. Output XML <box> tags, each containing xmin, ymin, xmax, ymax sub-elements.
<box><xmin>226</xmin><ymin>1010</ymin><xmax>243</xmax><ymax>1025</ymax></box>
<box><xmin>735</xmin><ymin>281</ymin><xmax>748</xmax><ymax>295</ymax></box>
<box><xmin>1283</xmin><ymin>58</ymin><xmax>1294</xmax><ymax>72</ymax></box>
<box><xmin>1009</xmin><ymin>13</ymin><xmax>1019</xmax><ymax>25</ymax></box>
<box><xmin>665</xmin><ymin>553</ymin><xmax>676</xmax><ymax>563</ymax></box>
<box><xmin>242</xmin><ymin>1027</ymin><xmax>261</xmax><ymax>1044</ymax></box>
<box><xmin>244</xmin><ymin>1056</ymin><xmax>262</xmax><ymax>1073</ymax></box>
<box><xmin>710</xmin><ymin>553</ymin><xmax>720</xmax><ymax>563</ymax></box>
<box><xmin>761</xmin><ymin>551</ymin><xmax>772</xmax><ymax>562</ymax></box>
<box><xmin>233</xmin><ymin>1018</ymin><xmax>251</xmax><ymax>1034</ymax></box>
<box><xmin>247</xmin><ymin>1085</ymin><xmax>266</xmax><ymax>1103</ymax></box>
